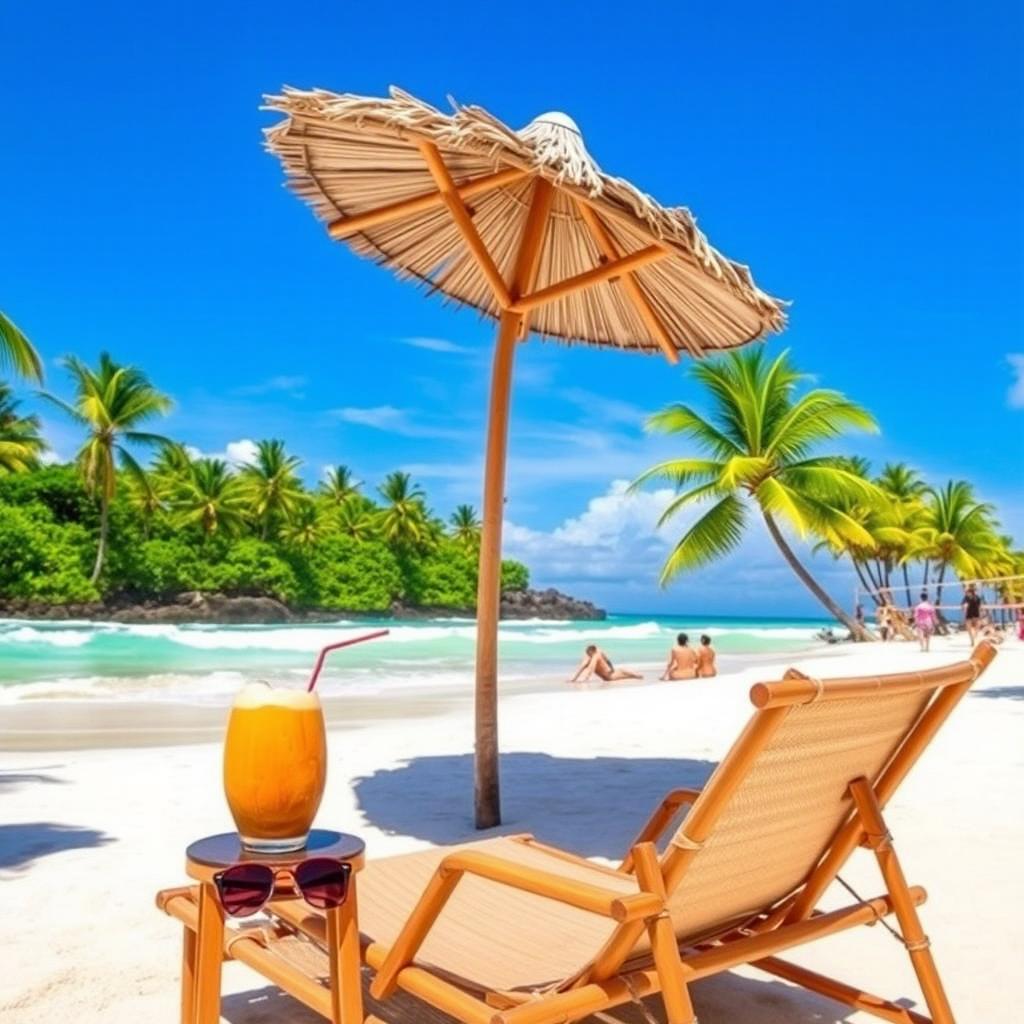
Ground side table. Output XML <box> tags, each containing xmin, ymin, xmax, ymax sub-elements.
<box><xmin>180</xmin><ymin>829</ymin><xmax>365</xmax><ymax>1024</ymax></box>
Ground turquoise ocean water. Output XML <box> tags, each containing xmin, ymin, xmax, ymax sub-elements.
<box><xmin>0</xmin><ymin>614</ymin><xmax>831</xmax><ymax>704</ymax></box>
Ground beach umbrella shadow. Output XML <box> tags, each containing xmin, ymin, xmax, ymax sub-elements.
<box><xmin>0</xmin><ymin>822</ymin><xmax>115</xmax><ymax>871</ymax></box>
<box><xmin>353</xmin><ymin>751</ymin><xmax>716</xmax><ymax>859</ymax></box>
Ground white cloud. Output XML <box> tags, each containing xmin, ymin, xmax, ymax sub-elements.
<box><xmin>557</xmin><ymin>387</ymin><xmax>648</xmax><ymax>427</ymax></box>
<box><xmin>39</xmin><ymin>449</ymin><xmax>62</xmax><ymax>466</ymax></box>
<box><xmin>1007</xmin><ymin>354</ymin><xmax>1024</xmax><ymax>409</ymax></box>
<box><xmin>401</xmin><ymin>337</ymin><xmax>472</xmax><ymax>355</ymax></box>
<box><xmin>187</xmin><ymin>438</ymin><xmax>259</xmax><ymax>466</ymax></box>
<box><xmin>503</xmin><ymin>480</ymin><xmax>677</xmax><ymax>585</ymax></box>
<box><xmin>503</xmin><ymin>480</ymin><xmax>858</xmax><ymax>615</ymax></box>
<box><xmin>331</xmin><ymin>405</ymin><xmax>467</xmax><ymax>441</ymax></box>
<box><xmin>232</xmin><ymin>375</ymin><xmax>307</xmax><ymax>397</ymax></box>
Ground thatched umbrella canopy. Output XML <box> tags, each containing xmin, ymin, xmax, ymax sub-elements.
<box><xmin>264</xmin><ymin>86</ymin><xmax>786</xmax><ymax>827</ymax></box>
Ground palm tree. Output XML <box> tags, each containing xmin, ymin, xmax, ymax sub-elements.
<box><xmin>909</xmin><ymin>481</ymin><xmax>1001</xmax><ymax>610</ymax></box>
<box><xmin>873</xmin><ymin>463</ymin><xmax>928</xmax><ymax>607</ymax></box>
<box><xmin>0</xmin><ymin>382</ymin><xmax>46</xmax><ymax>473</ymax></box>
<box><xmin>335</xmin><ymin>495</ymin><xmax>380</xmax><ymax>541</ymax></box>
<box><xmin>0</xmin><ymin>310</ymin><xmax>43</xmax><ymax>382</ymax></box>
<box><xmin>320</xmin><ymin>465</ymin><xmax>362</xmax><ymax>506</ymax></box>
<box><xmin>449</xmin><ymin>504</ymin><xmax>482</xmax><ymax>550</ymax></box>
<box><xmin>279</xmin><ymin>499</ymin><xmax>327</xmax><ymax>549</ymax></box>
<box><xmin>633</xmin><ymin>349</ymin><xmax>879</xmax><ymax>638</ymax></box>
<box><xmin>174</xmin><ymin>458</ymin><xmax>250</xmax><ymax>539</ymax></box>
<box><xmin>41</xmin><ymin>353</ymin><xmax>172</xmax><ymax>582</ymax></box>
<box><xmin>377</xmin><ymin>471</ymin><xmax>432</xmax><ymax>550</ymax></box>
<box><xmin>240</xmin><ymin>439</ymin><xmax>304</xmax><ymax>539</ymax></box>
<box><xmin>123</xmin><ymin>461</ymin><xmax>166</xmax><ymax>539</ymax></box>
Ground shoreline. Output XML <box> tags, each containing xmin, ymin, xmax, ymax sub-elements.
<box><xmin>0</xmin><ymin>648</ymin><xmax>817</xmax><ymax>751</ymax></box>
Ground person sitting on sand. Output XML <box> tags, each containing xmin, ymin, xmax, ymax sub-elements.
<box><xmin>696</xmin><ymin>634</ymin><xmax>717</xmax><ymax>677</ymax></box>
<box><xmin>569</xmin><ymin>645</ymin><xmax>642</xmax><ymax>684</ymax></box>
<box><xmin>660</xmin><ymin>633</ymin><xmax>699</xmax><ymax>680</ymax></box>
<box><xmin>913</xmin><ymin>591</ymin><xmax>938</xmax><ymax>652</ymax></box>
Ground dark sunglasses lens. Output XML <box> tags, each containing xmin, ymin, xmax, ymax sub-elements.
<box><xmin>294</xmin><ymin>858</ymin><xmax>350</xmax><ymax>909</ymax></box>
<box><xmin>216</xmin><ymin>864</ymin><xmax>274</xmax><ymax>917</ymax></box>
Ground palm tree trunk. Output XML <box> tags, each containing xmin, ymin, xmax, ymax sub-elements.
<box><xmin>763</xmin><ymin>512</ymin><xmax>872</xmax><ymax>640</ymax></box>
<box><xmin>934</xmin><ymin>563</ymin><xmax>949</xmax><ymax>632</ymax></box>
<box><xmin>902</xmin><ymin>563</ymin><xmax>913</xmax><ymax>610</ymax></box>
<box><xmin>90</xmin><ymin>498</ymin><xmax>109</xmax><ymax>584</ymax></box>
<box><xmin>852</xmin><ymin>560</ymin><xmax>880</xmax><ymax>606</ymax></box>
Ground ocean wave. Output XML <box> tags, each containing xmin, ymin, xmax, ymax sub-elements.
<box><xmin>0</xmin><ymin>626</ymin><xmax>95</xmax><ymax>648</ymax></box>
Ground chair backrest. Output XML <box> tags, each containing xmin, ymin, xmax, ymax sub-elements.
<box><xmin>656</xmin><ymin>643</ymin><xmax>995</xmax><ymax>943</ymax></box>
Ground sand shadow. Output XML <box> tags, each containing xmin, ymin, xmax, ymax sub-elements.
<box><xmin>353</xmin><ymin>751</ymin><xmax>716</xmax><ymax>858</ymax></box>
<box><xmin>0</xmin><ymin>822</ymin><xmax>114</xmax><ymax>870</ymax></box>
<box><xmin>972</xmin><ymin>685</ymin><xmax>1024</xmax><ymax>701</ymax></box>
<box><xmin>0</xmin><ymin>767</ymin><xmax>67</xmax><ymax>791</ymax></box>
<box><xmin>221</xmin><ymin>965</ymin><xmax>886</xmax><ymax>1023</ymax></box>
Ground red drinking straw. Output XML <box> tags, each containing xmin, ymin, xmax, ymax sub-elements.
<box><xmin>307</xmin><ymin>629</ymin><xmax>390</xmax><ymax>691</ymax></box>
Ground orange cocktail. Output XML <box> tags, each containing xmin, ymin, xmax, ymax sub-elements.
<box><xmin>223</xmin><ymin>684</ymin><xmax>327</xmax><ymax>852</ymax></box>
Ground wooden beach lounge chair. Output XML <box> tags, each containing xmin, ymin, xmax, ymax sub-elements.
<box><xmin>158</xmin><ymin>643</ymin><xmax>995</xmax><ymax>1024</ymax></box>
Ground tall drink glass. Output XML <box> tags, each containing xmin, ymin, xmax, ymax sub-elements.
<box><xmin>223</xmin><ymin>683</ymin><xmax>327</xmax><ymax>853</ymax></box>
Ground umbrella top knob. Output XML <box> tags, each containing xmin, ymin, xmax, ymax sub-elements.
<box><xmin>528</xmin><ymin>111</ymin><xmax>581</xmax><ymax>135</ymax></box>
<box><xmin>519</xmin><ymin>111</ymin><xmax>602</xmax><ymax>194</ymax></box>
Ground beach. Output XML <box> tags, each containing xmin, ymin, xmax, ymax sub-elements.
<box><xmin>1</xmin><ymin>632</ymin><xmax>1021</xmax><ymax>1023</ymax></box>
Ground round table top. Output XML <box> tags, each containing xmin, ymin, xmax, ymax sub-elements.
<box><xmin>186</xmin><ymin>830</ymin><xmax>365</xmax><ymax>878</ymax></box>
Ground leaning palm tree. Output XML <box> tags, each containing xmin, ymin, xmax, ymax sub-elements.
<box><xmin>0</xmin><ymin>310</ymin><xmax>43</xmax><ymax>382</ymax></box>
<box><xmin>174</xmin><ymin>458</ymin><xmax>250</xmax><ymax>539</ymax></box>
<box><xmin>41</xmin><ymin>353</ymin><xmax>172</xmax><ymax>582</ymax></box>
<box><xmin>240</xmin><ymin>439</ymin><xmax>304</xmax><ymax>539</ymax></box>
<box><xmin>377</xmin><ymin>471</ymin><xmax>432</xmax><ymax>550</ymax></box>
<box><xmin>319</xmin><ymin>465</ymin><xmax>362</xmax><ymax>506</ymax></box>
<box><xmin>449</xmin><ymin>504</ymin><xmax>482</xmax><ymax>550</ymax></box>
<box><xmin>633</xmin><ymin>348</ymin><xmax>879</xmax><ymax>638</ymax></box>
<box><xmin>0</xmin><ymin>382</ymin><xmax>46</xmax><ymax>473</ymax></box>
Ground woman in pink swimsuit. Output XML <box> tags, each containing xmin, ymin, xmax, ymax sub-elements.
<box><xmin>913</xmin><ymin>591</ymin><xmax>938</xmax><ymax>652</ymax></box>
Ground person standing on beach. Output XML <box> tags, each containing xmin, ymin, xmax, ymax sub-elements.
<box><xmin>913</xmin><ymin>591</ymin><xmax>938</xmax><ymax>652</ymax></box>
<box><xmin>569</xmin><ymin>645</ymin><xmax>642</xmax><ymax>684</ymax></box>
<box><xmin>876</xmin><ymin>603</ymin><xmax>891</xmax><ymax>642</ymax></box>
<box><xmin>696</xmin><ymin>635</ymin><xmax>717</xmax><ymax>677</ymax></box>
<box><xmin>661</xmin><ymin>633</ymin><xmax>699</xmax><ymax>680</ymax></box>
<box><xmin>961</xmin><ymin>585</ymin><xmax>984</xmax><ymax>644</ymax></box>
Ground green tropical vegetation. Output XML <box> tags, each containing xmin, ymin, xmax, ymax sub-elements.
<box><xmin>0</xmin><ymin>353</ymin><xmax>528</xmax><ymax>613</ymax></box>
<box><xmin>635</xmin><ymin>349</ymin><xmax>1022</xmax><ymax>637</ymax></box>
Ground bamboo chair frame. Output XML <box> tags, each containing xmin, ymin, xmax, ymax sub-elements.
<box><xmin>158</xmin><ymin>643</ymin><xmax>994</xmax><ymax>1024</ymax></box>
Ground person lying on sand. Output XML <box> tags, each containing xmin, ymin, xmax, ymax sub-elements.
<box><xmin>696</xmin><ymin>634</ymin><xmax>717</xmax><ymax>677</ymax></box>
<box><xmin>661</xmin><ymin>633</ymin><xmax>699</xmax><ymax>680</ymax></box>
<box><xmin>569</xmin><ymin>645</ymin><xmax>642</xmax><ymax>684</ymax></box>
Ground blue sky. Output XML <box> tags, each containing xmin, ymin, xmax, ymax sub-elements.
<box><xmin>2</xmin><ymin>1</ymin><xmax>1022</xmax><ymax>615</ymax></box>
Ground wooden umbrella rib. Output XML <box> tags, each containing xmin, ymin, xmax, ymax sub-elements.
<box><xmin>510</xmin><ymin>245</ymin><xmax>667</xmax><ymax>315</ymax></box>
<box><xmin>416</xmin><ymin>140</ymin><xmax>513</xmax><ymax>309</ymax></box>
<box><xmin>326</xmin><ymin>166</ymin><xmax>531</xmax><ymax>239</ymax></box>
<box><xmin>575</xmin><ymin>200</ymin><xmax>686</xmax><ymax>363</ymax></box>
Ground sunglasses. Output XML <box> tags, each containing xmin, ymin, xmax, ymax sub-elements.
<box><xmin>213</xmin><ymin>857</ymin><xmax>351</xmax><ymax>917</ymax></box>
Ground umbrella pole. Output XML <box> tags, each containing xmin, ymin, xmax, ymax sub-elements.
<box><xmin>474</xmin><ymin>308</ymin><xmax>522</xmax><ymax>829</ymax></box>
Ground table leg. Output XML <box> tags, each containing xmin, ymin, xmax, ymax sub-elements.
<box><xmin>327</xmin><ymin>876</ymin><xmax>363</xmax><ymax>1024</ymax></box>
<box><xmin>181</xmin><ymin>925</ymin><xmax>197</xmax><ymax>1024</ymax></box>
<box><xmin>194</xmin><ymin>882</ymin><xmax>225</xmax><ymax>1024</ymax></box>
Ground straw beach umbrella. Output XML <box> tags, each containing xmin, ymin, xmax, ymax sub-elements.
<box><xmin>264</xmin><ymin>86</ymin><xmax>785</xmax><ymax>828</ymax></box>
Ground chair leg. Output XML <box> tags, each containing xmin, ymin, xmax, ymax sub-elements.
<box><xmin>181</xmin><ymin>926</ymin><xmax>197</xmax><ymax>1024</ymax></box>
<box><xmin>850</xmin><ymin>778</ymin><xmax>956</xmax><ymax>1024</ymax></box>
<box><xmin>632</xmin><ymin>843</ymin><xmax>697</xmax><ymax>1024</ymax></box>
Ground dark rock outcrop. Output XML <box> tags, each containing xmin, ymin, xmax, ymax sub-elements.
<box><xmin>0</xmin><ymin>586</ymin><xmax>605</xmax><ymax>624</ymax></box>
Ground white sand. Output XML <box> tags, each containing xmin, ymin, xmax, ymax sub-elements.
<box><xmin>1</xmin><ymin>637</ymin><xmax>1021</xmax><ymax>1023</ymax></box>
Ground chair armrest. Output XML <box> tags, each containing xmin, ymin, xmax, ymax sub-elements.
<box><xmin>370</xmin><ymin>848</ymin><xmax>662</xmax><ymax>999</ymax></box>
<box><xmin>620</xmin><ymin>788</ymin><xmax>703</xmax><ymax>872</ymax></box>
